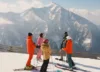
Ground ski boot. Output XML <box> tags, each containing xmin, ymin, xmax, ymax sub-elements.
<box><xmin>24</xmin><ymin>65</ymin><xmax>35</xmax><ymax>70</ymax></box>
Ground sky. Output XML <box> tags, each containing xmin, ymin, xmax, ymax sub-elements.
<box><xmin>51</xmin><ymin>0</ymin><xmax>100</xmax><ymax>10</ymax></box>
<box><xmin>0</xmin><ymin>0</ymin><xmax>100</xmax><ymax>12</ymax></box>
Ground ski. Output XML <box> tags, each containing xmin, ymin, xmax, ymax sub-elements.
<box><xmin>55</xmin><ymin>64</ymin><xmax>76</xmax><ymax>72</ymax></box>
<box><xmin>55</xmin><ymin>58</ymin><xmax>68</xmax><ymax>62</ymax></box>
<box><xmin>14</xmin><ymin>66</ymin><xmax>38</xmax><ymax>71</ymax></box>
<box><xmin>14</xmin><ymin>68</ymin><xmax>39</xmax><ymax>71</ymax></box>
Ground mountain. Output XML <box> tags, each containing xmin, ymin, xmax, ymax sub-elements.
<box><xmin>98</xmin><ymin>25</ymin><xmax>100</xmax><ymax>29</ymax></box>
<box><xmin>69</xmin><ymin>8</ymin><xmax>100</xmax><ymax>25</ymax></box>
<box><xmin>0</xmin><ymin>2</ymin><xmax>100</xmax><ymax>53</ymax></box>
<box><xmin>0</xmin><ymin>12</ymin><xmax>27</xmax><ymax>47</ymax></box>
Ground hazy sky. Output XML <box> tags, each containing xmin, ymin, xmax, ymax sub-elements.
<box><xmin>50</xmin><ymin>0</ymin><xmax>100</xmax><ymax>10</ymax></box>
<box><xmin>0</xmin><ymin>0</ymin><xmax>100</xmax><ymax>12</ymax></box>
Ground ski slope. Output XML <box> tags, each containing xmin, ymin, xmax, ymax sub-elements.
<box><xmin>0</xmin><ymin>52</ymin><xmax>100</xmax><ymax>72</ymax></box>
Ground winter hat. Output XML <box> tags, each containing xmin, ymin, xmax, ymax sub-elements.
<box><xmin>66</xmin><ymin>36</ymin><xmax>72</xmax><ymax>40</ymax></box>
<box><xmin>64</xmin><ymin>32</ymin><xmax>68</xmax><ymax>35</ymax></box>
<box><xmin>28</xmin><ymin>32</ymin><xmax>32</xmax><ymax>36</ymax></box>
<box><xmin>64</xmin><ymin>32</ymin><xmax>68</xmax><ymax>36</ymax></box>
<box><xmin>43</xmin><ymin>39</ymin><xmax>49</xmax><ymax>43</ymax></box>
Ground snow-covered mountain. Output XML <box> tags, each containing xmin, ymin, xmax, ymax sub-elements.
<box><xmin>0</xmin><ymin>3</ymin><xmax>100</xmax><ymax>53</ymax></box>
<box><xmin>0</xmin><ymin>12</ymin><xmax>27</xmax><ymax>47</ymax></box>
<box><xmin>69</xmin><ymin>8</ymin><xmax>100</xmax><ymax>25</ymax></box>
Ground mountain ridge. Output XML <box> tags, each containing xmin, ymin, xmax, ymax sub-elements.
<box><xmin>0</xmin><ymin>2</ymin><xmax>100</xmax><ymax>53</ymax></box>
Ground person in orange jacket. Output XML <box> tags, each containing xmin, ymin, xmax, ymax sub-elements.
<box><xmin>24</xmin><ymin>32</ymin><xmax>36</xmax><ymax>70</ymax></box>
<box><xmin>62</xmin><ymin>36</ymin><xmax>75</xmax><ymax>71</ymax></box>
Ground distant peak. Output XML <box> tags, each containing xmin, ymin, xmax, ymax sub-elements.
<box><xmin>46</xmin><ymin>2</ymin><xmax>58</xmax><ymax>7</ymax></box>
<box><xmin>50</xmin><ymin>2</ymin><xmax>57</xmax><ymax>5</ymax></box>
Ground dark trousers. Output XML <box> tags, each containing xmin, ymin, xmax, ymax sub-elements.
<box><xmin>67</xmin><ymin>54</ymin><xmax>75</xmax><ymax>68</ymax></box>
<box><xmin>40</xmin><ymin>59</ymin><xmax>49</xmax><ymax>72</ymax></box>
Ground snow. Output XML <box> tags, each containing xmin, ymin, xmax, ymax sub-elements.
<box><xmin>83</xmin><ymin>38</ymin><xmax>91</xmax><ymax>44</ymax></box>
<box><xmin>22</xmin><ymin>11</ymin><xmax>45</xmax><ymax>22</ymax></box>
<box><xmin>82</xmin><ymin>38</ymin><xmax>91</xmax><ymax>50</ymax></box>
<box><xmin>49</xmin><ymin>13</ymin><xmax>55</xmax><ymax>20</ymax></box>
<box><xmin>50</xmin><ymin>4</ymin><xmax>57</xmax><ymax>11</ymax></box>
<box><xmin>46</xmin><ymin>2</ymin><xmax>57</xmax><ymax>8</ymax></box>
<box><xmin>44</xmin><ymin>24</ymin><xmax>48</xmax><ymax>33</ymax></box>
<box><xmin>74</xmin><ymin>21</ymin><xmax>81</xmax><ymax>28</ymax></box>
<box><xmin>0</xmin><ymin>52</ymin><xmax>100</xmax><ymax>72</ymax></box>
<box><xmin>0</xmin><ymin>17</ymin><xmax>13</xmax><ymax>25</ymax></box>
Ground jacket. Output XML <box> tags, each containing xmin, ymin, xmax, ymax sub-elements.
<box><xmin>37</xmin><ymin>37</ymin><xmax>44</xmax><ymax>46</ymax></box>
<box><xmin>41</xmin><ymin>43</ymin><xmax>51</xmax><ymax>60</ymax></box>
<box><xmin>26</xmin><ymin>36</ymin><xmax>36</xmax><ymax>54</ymax></box>
<box><xmin>62</xmin><ymin>36</ymin><xmax>73</xmax><ymax>54</ymax></box>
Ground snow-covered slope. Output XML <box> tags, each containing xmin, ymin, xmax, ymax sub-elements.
<box><xmin>0</xmin><ymin>52</ymin><xmax>100</xmax><ymax>72</ymax></box>
<box><xmin>0</xmin><ymin>3</ymin><xmax>100</xmax><ymax>53</ymax></box>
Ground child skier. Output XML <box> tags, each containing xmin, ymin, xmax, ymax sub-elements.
<box><xmin>24</xmin><ymin>33</ymin><xmax>36</xmax><ymax>70</ymax></box>
<box><xmin>62</xmin><ymin>36</ymin><xmax>75</xmax><ymax>71</ymax></box>
<box><xmin>40</xmin><ymin>39</ymin><xmax>51</xmax><ymax>72</ymax></box>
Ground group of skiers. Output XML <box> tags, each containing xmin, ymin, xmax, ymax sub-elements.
<box><xmin>24</xmin><ymin>32</ymin><xmax>75</xmax><ymax>72</ymax></box>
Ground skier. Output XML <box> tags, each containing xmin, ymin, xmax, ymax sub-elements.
<box><xmin>40</xmin><ymin>39</ymin><xmax>52</xmax><ymax>72</ymax></box>
<box><xmin>59</xmin><ymin>32</ymin><xmax>68</xmax><ymax>61</ymax></box>
<box><xmin>24</xmin><ymin>32</ymin><xmax>36</xmax><ymax>70</ymax></box>
<box><xmin>62</xmin><ymin>36</ymin><xmax>75</xmax><ymax>71</ymax></box>
<box><xmin>36</xmin><ymin>33</ymin><xmax>45</xmax><ymax>61</ymax></box>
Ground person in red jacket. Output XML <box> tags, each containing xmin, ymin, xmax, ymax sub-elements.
<box><xmin>62</xmin><ymin>36</ymin><xmax>75</xmax><ymax>71</ymax></box>
<box><xmin>24</xmin><ymin>32</ymin><xmax>36</xmax><ymax>70</ymax></box>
